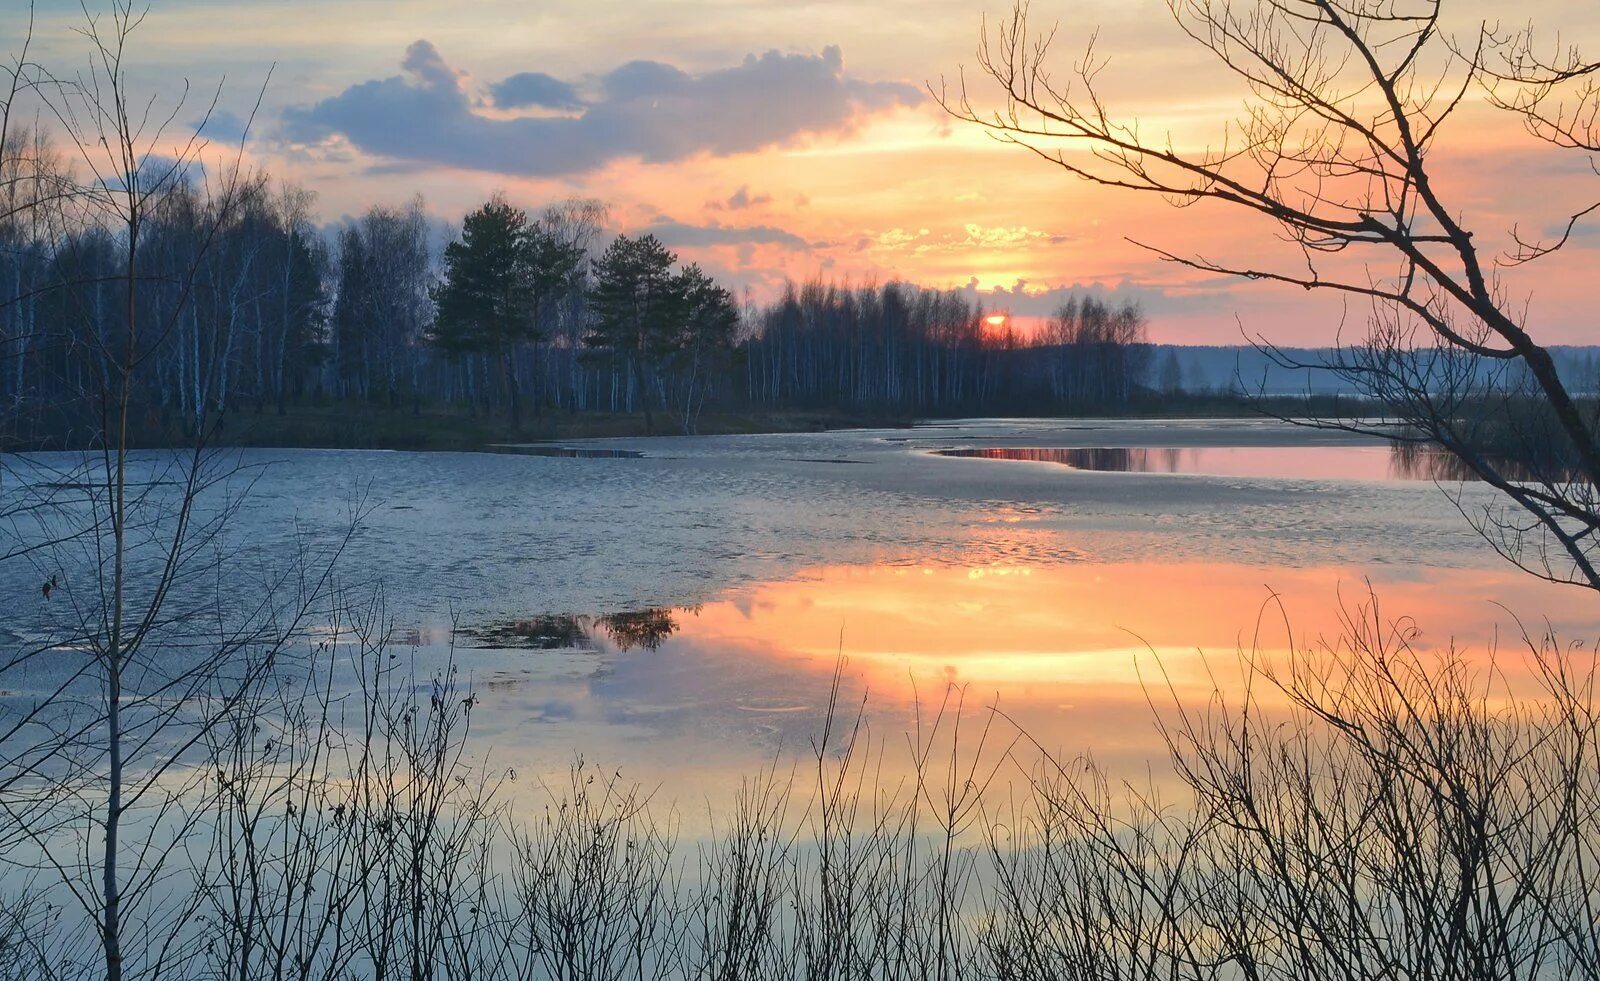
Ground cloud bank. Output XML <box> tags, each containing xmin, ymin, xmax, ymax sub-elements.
<box><xmin>284</xmin><ymin>41</ymin><xmax>923</xmax><ymax>177</ymax></box>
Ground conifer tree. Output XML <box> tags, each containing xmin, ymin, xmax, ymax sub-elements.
<box><xmin>431</xmin><ymin>194</ymin><xmax>535</xmax><ymax>422</ymax></box>
<box><xmin>585</xmin><ymin>234</ymin><xmax>679</xmax><ymax>433</ymax></box>
<box><xmin>672</xmin><ymin>263</ymin><xmax>739</xmax><ymax>431</ymax></box>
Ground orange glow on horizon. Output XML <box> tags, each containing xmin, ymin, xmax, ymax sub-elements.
<box><xmin>22</xmin><ymin>0</ymin><xmax>1596</xmax><ymax>345</ymax></box>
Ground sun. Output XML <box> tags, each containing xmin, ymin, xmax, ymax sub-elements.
<box><xmin>984</xmin><ymin>314</ymin><xmax>1009</xmax><ymax>329</ymax></box>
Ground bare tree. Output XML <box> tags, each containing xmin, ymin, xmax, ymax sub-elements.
<box><xmin>0</xmin><ymin>5</ymin><xmax>335</xmax><ymax>980</ymax></box>
<box><xmin>943</xmin><ymin>0</ymin><xmax>1600</xmax><ymax>590</ymax></box>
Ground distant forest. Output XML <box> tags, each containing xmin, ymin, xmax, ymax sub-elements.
<box><xmin>4</xmin><ymin>133</ymin><xmax>1598</xmax><ymax>443</ymax></box>
<box><xmin>0</xmin><ymin>129</ymin><xmax>1171</xmax><ymax>443</ymax></box>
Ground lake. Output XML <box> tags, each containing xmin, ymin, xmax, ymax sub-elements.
<box><xmin>2</xmin><ymin>417</ymin><xmax>1593</xmax><ymax>814</ymax></box>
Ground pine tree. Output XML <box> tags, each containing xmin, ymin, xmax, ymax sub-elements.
<box><xmin>585</xmin><ymin>234</ymin><xmax>679</xmax><ymax>433</ymax></box>
<box><xmin>521</xmin><ymin>221</ymin><xmax>584</xmax><ymax>417</ymax></box>
<box><xmin>672</xmin><ymin>263</ymin><xmax>739</xmax><ymax>432</ymax></box>
<box><xmin>430</xmin><ymin>195</ymin><xmax>536</xmax><ymax>423</ymax></box>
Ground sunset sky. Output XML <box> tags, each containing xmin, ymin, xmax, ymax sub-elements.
<box><xmin>7</xmin><ymin>0</ymin><xmax>1600</xmax><ymax>344</ymax></box>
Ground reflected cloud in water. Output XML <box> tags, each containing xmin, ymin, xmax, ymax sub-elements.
<box><xmin>463</xmin><ymin>561</ymin><xmax>1600</xmax><ymax>798</ymax></box>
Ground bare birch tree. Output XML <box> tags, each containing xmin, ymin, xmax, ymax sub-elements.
<box><xmin>943</xmin><ymin>0</ymin><xmax>1600</xmax><ymax>590</ymax></box>
<box><xmin>0</xmin><ymin>5</ymin><xmax>340</xmax><ymax>979</ymax></box>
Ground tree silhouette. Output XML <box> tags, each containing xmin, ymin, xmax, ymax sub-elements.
<box><xmin>430</xmin><ymin>194</ymin><xmax>540</xmax><ymax>423</ymax></box>
<box><xmin>585</xmin><ymin>234</ymin><xmax>680</xmax><ymax>434</ymax></box>
<box><xmin>671</xmin><ymin>263</ymin><xmax>740</xmax><ymax>433</ymax></box>
<box><xmin>596</xmin><ymin>608</ymin><xmax>679</xmax><ymax>652</ymax></box>
<box><xmin>946</xmin><ymin>0</ymin><xmax>1600</xmax><ymax>590</ymax></box>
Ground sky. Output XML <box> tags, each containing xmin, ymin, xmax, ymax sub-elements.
<box><xmin>6</xmin><ymin>0</ymin><xmax>1600</xmax><ymax>344</ymax></box>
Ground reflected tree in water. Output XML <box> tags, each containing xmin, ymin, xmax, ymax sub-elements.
<box><xmin>461</xmin><ymin>614</ymin><xmax>602</xmax><ymax>651</ymax></box>
<box><xmin>460</xmin><ymin>607</ymin><xmax>687</xmax><ymax>653</ymax></box>
<box><xmin>596</xmin><ymin>607</ymin><xmax>684</xmax><ymax>652</ymax></box>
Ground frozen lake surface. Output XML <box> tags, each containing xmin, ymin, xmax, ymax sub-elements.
<box><xmin>3</xmin><ymin>418</ymin><xmax>1594</xmax><ymax>808</ymax></box>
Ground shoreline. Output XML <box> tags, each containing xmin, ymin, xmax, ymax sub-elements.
<box><xmin>1</xmin><ymin>394</ymin><xmax>1374</xmax><ymax>454</ymax></box>
<box><xmin>2</xmin><ymin>405</ymin><xmax>916</xmax><ymax>454</ymax></box>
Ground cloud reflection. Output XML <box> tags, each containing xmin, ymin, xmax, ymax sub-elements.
<box><xmin>466</xmin><ymin>561</ymin><xmax>1599</xmax><ymax>798</ymax></box>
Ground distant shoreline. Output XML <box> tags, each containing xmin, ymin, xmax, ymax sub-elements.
<box><xmin>4</xmin><ymin>405</ymin><xmax>916</xmax><ymax>454</ymax></box>
<box><xmin>3</xmin><ymin>394</ymin><xmax>1381</xmax><ymax>454</ymax></box>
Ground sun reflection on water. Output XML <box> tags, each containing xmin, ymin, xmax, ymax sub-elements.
<box><xmin>465</xmin><ymin>559</ymin><xmax>1600</xmax><ymax>803</ymax></box>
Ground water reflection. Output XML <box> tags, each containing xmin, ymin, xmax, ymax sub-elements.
<box><xmin>501</xmin><ymin>445</ymin><xmax>645</xmax><ymax>459</ymax></box>
<box><xmin>466</xmin><ymin>562</ymin><xmax>1600</xmax><ymax>794</ymax></box>
<box><xmin>462</xmin><ymin>608</ymin><xmax>684</xmax><ymax>652</ymax></box>
<box><xmin>1386</xmin><ymin>440</ymin><xmax>1567</xmax><ymax>483</ymax></box>
<box><xmin>594</xmin><ymin>609</ymin><xmax>681</xmax><ymax>651</ymax></box>
<box><xmin>936</xmin><ymin>444</ymin><xmax>1472</xmax><ymax>481</ymax></box>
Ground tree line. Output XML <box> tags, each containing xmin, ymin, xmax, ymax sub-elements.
<box><xmin>0</xmin><ymin>131</ymin><xmax>1156</xmax><ymax>444</ymax></box>
<box><xmin>741</xmin><ymin>280</ymin><xmax>1148</xmax><ymax>413</ymax></box>
<box><xmin>4</xmin><ymin>1</ymin><xmax>1600</xmax><ymax>977</ymax></box>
